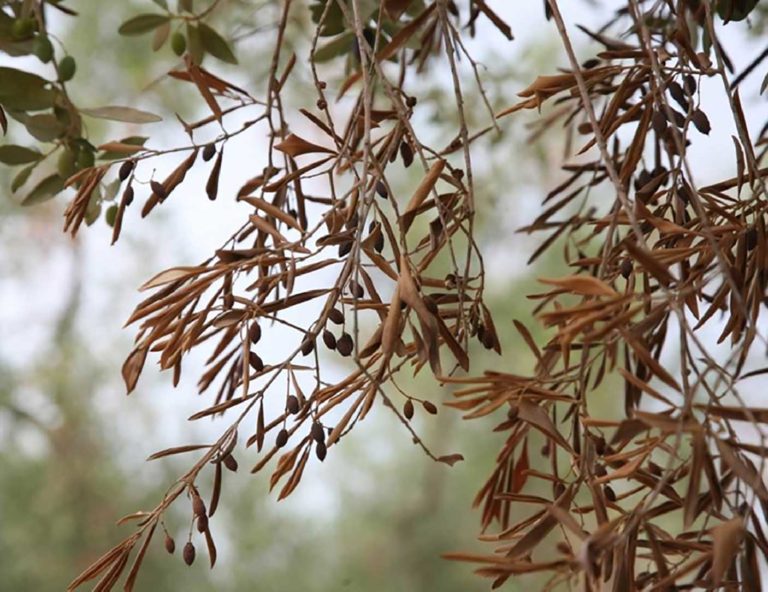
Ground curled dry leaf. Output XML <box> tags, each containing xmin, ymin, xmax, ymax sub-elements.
<box><xmin>274</xmin><ymin>133</ymin><xmax>336</xmax><ymax>158</ymax></box>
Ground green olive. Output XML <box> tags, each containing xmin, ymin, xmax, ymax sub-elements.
<box><xmin>11</xmin><ymin>18</ymin><xmax>35</xmax><ymax>40</ymax></box>
<box><xmin>75</xmin><ymin>149</ymin><xmax>95</xmax><ymax>170</ymax></box>
<box><xmin>57</xmin><ymin>149</ymin><xmax>77</xmax><ymax>179</ymax></box>
<box><xmin>58</xmin><ymin>56</ymin><xmax>76</xmax><ymax>82</ymax></box>
<box><xmin>171</xmin><ymin>31</ymin><xmax>186</xmax><ymax>56</ymax></box>
<box><xmin>33</xmin><ymin>35</ymin><xmax>54</xmax><ymax>63</ymax></box>
<box><xmin>84</xmin><ymin>189</ymin><xmax>101</xmax><ymax>226</ymax></box>
<box><xmin>105</xmin><ymin>204</ymin><xmax>118</xmax><ymax>227</ymax></box>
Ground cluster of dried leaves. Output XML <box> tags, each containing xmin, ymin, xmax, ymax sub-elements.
<box><xmin>2</xmin><ymin>0</ymin><xmax>768</xmax><ymax>590</ymax></box>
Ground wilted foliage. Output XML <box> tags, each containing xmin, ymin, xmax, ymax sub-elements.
<box><xmin>2</xmin><ymin>0</ymin><xmax>768</xmax><ymax>590</ymax></box>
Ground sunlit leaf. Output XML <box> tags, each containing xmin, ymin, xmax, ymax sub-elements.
<box><xmin>198</xmin><ymin>23</ymin><xmax>237</xmax><ymax>64</ymax></box>
<box><xmin>0</xmin><ymin>145</ymin><xmax>43</xmax><ymax>165</ymax></box>
<box><xmin>81</xmin><ymin>106</ymin><xmax>163</xmax><ymax>124</ymax></box>
<box><xmin>118</xmin><ymin>14</ymin><xmax>170</xmax><ymax>36</ymax></box>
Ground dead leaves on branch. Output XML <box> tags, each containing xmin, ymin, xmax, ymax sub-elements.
<box><xmin>441</xmin><ymin>1</ymin><xmax>768</xmax><ymax>589</ymax></box>
<box><xmin>62</xmin><ymin>0</ymin><xmax>768</xmax><ymax>589</ymax></box>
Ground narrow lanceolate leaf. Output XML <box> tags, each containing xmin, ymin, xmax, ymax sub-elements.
<box><xmin>313</xmin><ymin>32</ymin><xmax>354</xmax><ymax>63</ymax></box>
<box><xmin>123</xmin><ymin>522</ymin><xmax>156</xmax><ymax>592</ymax></box>
<box><xmin>198</xmin><ymin>23</ymin><xmax>238</xmax><ymax>64</ymax></box>
<box><xmin>239</xmin><ymin>196</ymin><xmax>303</xmax><ymax>232</ymax></box>
<box><xmin>538</xmin><ymin>275</ymin><xmax>618</xmax><ymax>297</ymax></box>
<box><xmin>147</xmin><ymin>444</ymin><xmax>211</xmax><ymax>461</ymax></box>
<box><xmin>203</xmin><ymin>527</ymin><xmax>217</xmax><ymax>567</ymax></box>
<box><xmin>140</xmin><ymin>266</ymin><xmax>205</xmax><ymax>291</ymax></box>
<box><xmin>0</xmin><ymin>145</ymin><xmax>43</xmax><ymax>165</ymax></box>
<box><xmin>141</xmin><ymin>148</ymin><xmax>199</xmax><ymax>217</ymax></box>
<box><xmin>401</xmin><ymin>159</ymin><xmax>445</xmax><ymax>231</ymax></box>
<box><xmin>517</xmin><ymin>401</ymin><xmax>572</xmax><ymax>452</ymax></box>
<box><xmin>711</xmin><ymin>518</ymin><xmax>744</xmax><ymax>587</ymax></box>
<box><xmin>66</xmin><ymin>541</ymin><xmax>129</xmax><ymax>590</ymax></box>
<box><xmin>122</xmin><ymin>347</ymin><xmax>148</xmax><ymax>394</ymax></box>
<box><xmin>185</xmin><ymin>54</ymin><xmax>222</xmax><ymax>121</ymax></box>
<box><xmin>437</xmin><ymin>454</ymin><xmax>465</xmax><ymax>466</ymax></box>
<box><xmin>274</xmin><ymin>134</ymin><xmax>335</xmax><ymax>158</ymax></box>
<box><xmin>81</xmin><ymin>106</ymin><xmax>162</xmax><ymax>124</ymax></box>
<box><xmin>97</xmin><ymin>142</ymin><xmax>146</xmax><ymax>155</ymax></box>
<box><xmin>152</xmin><ymin>20</ymin><xmax>171</xmax><ymax>51</ymax></box>
<box><xmin>715</xmin><ymin>439</ymin><xmax>768</xmax><ymax>501</ymax></box>
<box><xmin>206</xmin><ymin>148</ymin><xmax>223</xmax><ymax>201</ymax></box>
<box><xmin>118</xmin><ymin>14</ymin><xmax>170</xmax><ymax>36</ymax></box>
<box><xmin>21</xmin><ymin>174</ymin><xmax>64</xmax><ymax>206</ymax></box>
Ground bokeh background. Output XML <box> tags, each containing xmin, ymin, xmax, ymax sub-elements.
<box><xmin>1</xmin><ymin>1</ymin><xmax>766</xmax><ymax>590</ymax></box>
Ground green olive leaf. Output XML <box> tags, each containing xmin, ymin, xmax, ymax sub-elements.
<box><xmin>81</xmin><ymin>106</ymin><xmax>163</xmax><ymax>124</ymax></box>
<box><xmin>20</xmin><ymin>113</ymin><xmax>67</xmax><ymax>142</ymax></box>
<box><xmin>198</xmin><ymin>23</ymin><xmax>237</xmax><ymax>64</ymax></box>
<box><xmin>313</xmin><ymin>32</ymin><xmax>355</xmax><ymax>63</ymax></box>
<box><xmin>186</xmin><ymin>23</ymin><xmax>204</xmax><ymax>65</ymax></box>
<box><xmin>0</xmin><ymin>67</ymin><xmax>56</xmax><ymax>111</ymax></box>
<box><xmin>11</xmin><ymin>163</ymin><xmax>36</xmax><ymax>192</ymax></box>
<box><xmin>0</xmin><ymin>145</ymin><xmax>44</xmax><ymax>165</ymax></box>
<box><xmin>118</xmin><ymin>14</ymin><xmax>170</xmax><ymax>36</ymax></box>
<box><xmin>20</xmin><ymin>173</ymin><xmax>65</xmax><ymax>206</ymax></box>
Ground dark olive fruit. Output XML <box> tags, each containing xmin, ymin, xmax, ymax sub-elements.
<box><xmin>118</xmin><ymin>160</ymin><xmax>134</xmax><ymax>181</ymax></box>
<box><xmin>222</xmin><ymin>454</ymin><xmax>238</xmax><ymax>472</ymax></box>
<box><xmin>150</xmin><ymin>180</ymin><xmax>166</xmax><ymax>199</ymax></box>
<box><xmin>286</xmin><ymin>395</ymin><xmax>300</xmax><ymax>415</ymax></box>
<box><xmin>183</xmin><ymin>542</ymin><xmax>196</xmax><ymax>566</ymax></box>
<box><xmin>348</xmin><ymin>280</ymin><xmax>364</xmax><ymax>298</ymax></box>
<box><xmin>315</xmin><ymin>441</ymin><xmax>327</xmax><ymax>461</ymax></box>
<box><xmin>422</xmin><ymin>400</ymin><xmax>438</xmax><ymax>415</ymax></box>
<box><xmin>403</xmin><ymin>399</ymin><xmax>414</xmax><ymax>420</ymax></box>
<box><xmin>375</xmin><ymin>180</ymin><xmax>388</xmax><ymax>198</ymax></box>
<box><xmin>192</xmin><ymin>495</ymin><xmax>206</xmax><ymax>517</ymax></box>
<box><xmin>328</xmin><ymin>308</ymin><xmax>344</xmax><ymax>325</ymax></box>
<box><xmin>374</xmin><ymin>232</ymin><xmax>384</xmax><ymax>253</ymax></box>
<box><xmin>164</xmin><ymin>534</ymin><xmax>176</xmax><ymax>554</ymax></box>
<box><xmin>311</xmin><ymin>422</ymin><xmax>325</xmax><ymax>444</ymax></box>
<box><xmin>249</xmin><ymin>322</ymin><xmax>262</xmax><ymax>343</ymax></box>
<box><xmin>620</xmin><ymin>259</ymin><xmax>633</xmax><ymax>279</ymax></box>
<box><xmin>123</xmin><ymin>185</ymin><xmax>135</xmax><ymax>206</ymax></box>
<box><xmin>300</xmin><ymin>337</ymin><xmax>315</xmax><ymax>356</ymax></box>
<box><xmin>248</xmin><ymin>352</ymin><xmax>264</xmax><ymax>372</ymax></box>
<box><xmin>400</xmin><ymin>141</ymin><xmax>414</xmax><ymax>167</ymax></box>
<box><xmin>322</xmin><ymin>330</ymin><xmax>336</xmax><ymax>350</ymax></box>
<box><xmin>336</xmin><ymin>333</ymin><xmax>353</xmax><ymax>357</ymax></box>
<box><xmin>275</xmin><ymin>428</ymin><xmax>289</xmax><ymax>448</ymax></box>
<box><xmin>202</xmin><ymin>143</ymin><xmax>216</xmax><ymax>161</ymax></box>
<box><xmin>196</xmin><ymin>514</ymin><xmax>208</xmax><ymax>533</ymax></box>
